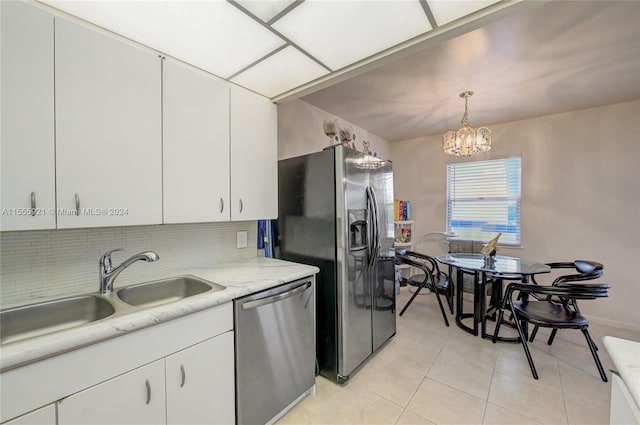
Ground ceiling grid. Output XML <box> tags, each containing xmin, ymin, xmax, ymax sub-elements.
<box><xmin>227</xmin><ymin>0</ymin><xmax>332</xmax><ymax>73</ymax></box>
<box><xmin>40</xmin><ymin>0</ymin><xmax>528</xmax><ymax>100</ymax></box>
<box><xmin>419</xmin><ymin>0</ymin><xmax>439</xmax><ymax>29</ymax></box>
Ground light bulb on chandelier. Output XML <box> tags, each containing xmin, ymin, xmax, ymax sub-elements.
<box><xmin>443</xmin><ymin>91</ymin><xmax>491</xmax><ymax>157</ymax></box>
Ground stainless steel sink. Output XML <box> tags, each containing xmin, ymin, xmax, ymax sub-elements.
<box><xmin>117</xmin><ymin>276</ymin><xmax>223</xmax><ymax>308</ymax></box>
<box><xmin>0</xmin><ymin>295</ymin><xmax>115</xmax><ymax>345</ymax></box>
<box><xmin>0</xmin><ymin>276</ymin><xmax>224</xmax><ymax>347</ymax></box>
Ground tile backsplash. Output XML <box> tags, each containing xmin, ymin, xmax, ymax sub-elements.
<box><xmin>0</xmin><ymin>222</ymin><xmax>257</xmax><ymax>308</ymax></box>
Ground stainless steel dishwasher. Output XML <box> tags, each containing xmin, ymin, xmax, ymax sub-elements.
<box><xmin>234</xmin><ymin>277</ymin><xmax>315</xmax><ymax>425</ymax></box>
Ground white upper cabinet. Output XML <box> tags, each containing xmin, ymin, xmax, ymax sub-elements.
<box><xmin>162</xmin><ymin>58</ymin><xmax>230</xmax><ymax>223</ymax></box>
<box><xmin>1</xmin><ymin>4</ymin><xmax>279</xmax><ymax>230</ymax></box>
<box><xmin>54</xmin><ymin>17</ymin><xmax>162</xmax><ymax>229</ymax></box>
<box><xmin>0</xmin><ymin>1</ymin><xmax>56</xmax><ymax>231</ymax></box>
<box><xmin>230</xmin><ymin>86</ymin><xmax>278</xmax><ymax>221</ymax></box>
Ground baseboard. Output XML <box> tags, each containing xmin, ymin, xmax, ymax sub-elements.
<box><xmin>588</xmin><ymin>315</ymin><xmax>640</xmax><ymax>333</ymax></box>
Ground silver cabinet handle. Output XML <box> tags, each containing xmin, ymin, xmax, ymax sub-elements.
<box><xmin>180</xmin><ymin>365</ymin><xmax>186</xmax><ymax>388</ymax></box>
<box><xmin>74</xmin><ymin>193</ymin><xmax>80</xmax><ymax>216</ymax></box>
<box><xmin>145</xmin><ymin>379</ymin><xmax>151</xmax><ymax>404</ymax></box>
<box><xmin>239</xmin><ymin>198</ymin><xmax>243</xmax><ymax>213</ymax></box>
<box><xmin>30</xmin><ymin>192</ymin><xmax>36</xmax><ymax>216</ymax></box>
<box><xmin>219</xmin><ymin>198</ymin><xmax>224</xmax><ymax>214</ymax></box>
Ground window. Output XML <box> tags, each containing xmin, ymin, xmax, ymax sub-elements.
<box><xmin>446</xmin><ymin>156</ymin><xmax>522</xmax><ymax>246</ymax></box>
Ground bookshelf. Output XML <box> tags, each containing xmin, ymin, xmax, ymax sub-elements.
<box><xmin>394</xmin><ymin>220</ymin><xmax>414</xmax><ymax>281</ymax></box>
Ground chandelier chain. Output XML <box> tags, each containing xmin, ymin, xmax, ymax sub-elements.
<box><xmin>461</xmin><ymin>95</ymin><xmax>470</xmax><ymax>126</ymax></box>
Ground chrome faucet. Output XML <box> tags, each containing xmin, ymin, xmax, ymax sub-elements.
<box><xmin>99</xmin><ymin>248</ymin><xmax>159</xmax><ymax>294</ymax></box>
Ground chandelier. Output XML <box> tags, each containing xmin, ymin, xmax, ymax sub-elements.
<box><xmin>443</xmin><ymin>91</ymin><xmax>491</xmax><ymax>157</ymax></box>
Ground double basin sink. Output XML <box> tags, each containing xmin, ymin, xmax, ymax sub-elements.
<box><xmin>0</xmin><ymin>276</ymin><xmax>225</xmax><ymax>346</ymax></box>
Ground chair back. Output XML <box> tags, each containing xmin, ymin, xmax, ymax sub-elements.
<box><xmin>448</xmin><ymin>240</ymin><xmax>484</xmax><ymax>254</ymax></box>
<box><xmin>396</xmin><ymin>251</ymin><xmax>449</xmax><ymax>286</ymax></box>
<box><xmin>574</xmin><ymin>260</ymin><xmax>604</xmax><ymax>274</ymax></box>
<box><xmin>546</xmin><ymin>260</ymin><xmax>604</xmax><ymax>285</ymax></box>
<box><xmin>396</xmin><ymin>251</ymin><xmax>437</xmax><ymax>274</ymax></box>
<box><xmin>559</xmin><ymin>283</ymin><xmax>610</xmax><ymax>300</ymax></box>
<box><xmin>447</xmin><ymin>240</ymin><xmax>489</xmax><ymax>293</ymax></box>
<box><xmin>513</xmin><ymin>282</ymin><xmax>610</xmax><ymax>302</ymax></box>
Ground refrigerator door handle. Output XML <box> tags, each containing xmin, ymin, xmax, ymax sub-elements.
<box><xmin>369</xmin><ymin>186</ymin><xmax>381</xmax><ymax>264</ymax></box>
<box><xmin>365</xmin><ymin>187</ymin><xmax>374</xmax><ymax>269</ymax></box>
<box><xmin>366</xmin><ymin>186</ymin><xmax>379</xmax><ymax>270</ymax></box>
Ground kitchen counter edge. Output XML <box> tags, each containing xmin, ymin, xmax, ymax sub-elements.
<box><xmin>0</xmin><ymin>257</ymin><xmax>319</xmax><ymax>372</ymax></box>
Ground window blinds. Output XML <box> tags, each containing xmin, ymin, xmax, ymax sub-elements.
<box><xmin>446</xmin><ymin>157</ymin><xmax>522</xmax><ymax>246</ymax></box>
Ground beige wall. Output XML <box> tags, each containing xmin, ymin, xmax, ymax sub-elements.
<box><xmin>390</xmin><ymin>100</ymin><xmax>640</xmax><ymax>329</ymax></box>
<box><xmin>278</xmin><ymin>99</ymin><xmax>391</xmax><ymax>160</ymax></box>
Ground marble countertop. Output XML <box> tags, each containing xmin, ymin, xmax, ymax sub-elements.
<box><xmin>0</xmin><ymin>257</ymin><xmax>318</xmax><ymax>372</ymax></box>
<box><xmin>604</xmin><ymin>336</ymin><xmax>640</xmax><ymax>408</ymax></box>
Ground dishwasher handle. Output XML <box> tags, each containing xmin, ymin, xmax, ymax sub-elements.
<box><xmin>241</xmin><ymin>281</ymin><xmax>312</xmax><ymax>311</ymax></box>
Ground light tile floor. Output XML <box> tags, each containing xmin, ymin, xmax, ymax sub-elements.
<box><xmin>277</xmin><ymin>288</ymin><xmax>640</xmax><ymax>425</ymax></box>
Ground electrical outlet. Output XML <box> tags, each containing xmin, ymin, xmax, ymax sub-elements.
<box><xmin>236</xmin><ymin>231</ymin><xmax>248</xmax><ymax>249</ymax></box>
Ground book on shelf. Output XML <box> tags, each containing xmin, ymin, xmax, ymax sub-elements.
<box><xmin>399</xmin><ymin>227</ymin><xmax>412</xmax><ymax>243</ymax></box>
<box><xmin>394</xmin><ymin>199</ymin><xmax>411</xmax><ymax>221</ymax></box>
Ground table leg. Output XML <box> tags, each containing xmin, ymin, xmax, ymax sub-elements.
<box><xmin>473</xmin><ymin>271</ymin><xmax>482</xmax><ymax>336</ymax></box>
<box><xmin>487</xmin><ymin>278</ymin><xmax>502</xmax><ymax>318</ymax></box>
<box><xmin>456</xmin><ymin>268</ymin><xmax>463</xmax><ymax>321</ymax></box>
<box><xmin>482</xmin><ymin>275</ymin><xmax>522</xmax><ymax>343</ymax></box>
<box><xmin>479</xmin><ymin>272</ymin><xmax>487</xmax><ymax>337</ymax></box>
<box><xmin>454</xmin><ymin>267</ymin><xmax>477</xmax><ymax>336</ymax></box>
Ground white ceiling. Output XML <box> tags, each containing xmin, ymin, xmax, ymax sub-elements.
<box><xmin>39</xmin><ymin>0</ymin><xmax>640</xmax><ymax>143</ymax></box>
<box><xmin>40</xmin><ymin>0</ymin><xmax>507</xmax><ymax>98</ymax></box>
<box><xmin>300</xmin><ymin>1</ymin><xmax>640</xmax><ymax>142</ymax></box>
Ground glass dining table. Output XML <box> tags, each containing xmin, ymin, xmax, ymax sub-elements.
<box><xmin>435</xmin><ymin>253</ymin><xmax>551</xmax><ymax>341</ymax></box>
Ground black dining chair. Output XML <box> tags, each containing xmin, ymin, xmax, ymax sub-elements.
<box><xmin>447</xmin><ymin>239</ymin><xmax>484</xmax><ymax>294</ymax></box>
<box><xmin>492</xmin><ymin>281</ymin><xmax>611</xmax><ymax>382</ymax></box>
<box><xmin>529</xmin><ymin>260</ymin><xmax>604</xmax><ymax>346</ymax></box>
<box><xmin>396</xmin><ymin>251</ymin><xmax>450</xmax><ymax>326</ymax></box>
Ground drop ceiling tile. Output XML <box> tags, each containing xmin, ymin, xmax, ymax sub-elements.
<box><xmin>272</xmin><ymin>0</ymin><xmax>432</xmax><ymax>71</ymax></box>
<box><xmin>230</xmin><ymin>46</ymin><xmax>329</xmax><ymax>98</ymax></box>
<box><xmin>427</xmin><ymin>0</ymin><xmax>501</xmax><ymax>26</ymax></box>
<box><xmin>42</xmin><ymin>0</ymin><xmax>286</xmax><ymax>79</ymax></box>
<box><xmin>235</xmin><ymin>0</ymin><xmax>297</xmax><ymax>22</ymax></box>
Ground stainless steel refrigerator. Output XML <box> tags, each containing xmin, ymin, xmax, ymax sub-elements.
<box><xmin>278</xmin><ymin>145</ymin><xmax>396</xmax><ymax>383</ymax></box>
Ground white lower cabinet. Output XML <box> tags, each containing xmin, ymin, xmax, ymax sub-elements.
<box><xmin>58</xmin><ymin>360</ymin><xmax>166</xmax><ymax>425</ymax></box>
<box><xmin>1</xmin><ymin>301</ymin><xmax>234</xmax><ymax>425</ymax></box>
<box><xmin>610</xmin><ymin>373</ymin><xmax>640</xmax><ymax>425</ymax></box>
<box><xmin>166</xmin><ymin>332</ymin><xmax>235</xmax><ymax>425</ymax></box>
<box><xmin>3</xmin><ymin>405</ymin><xmax>55</xmax><ymax>425</ymax></box>
<box><xmin>55</xmin><ymin>331</ymin><xmax>234</xmax><ymax>425</ymax></box>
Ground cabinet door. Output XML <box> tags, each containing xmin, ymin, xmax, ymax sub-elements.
<box><xmin>3</xmin><ymin>404</ymin><xmax>55</xmax><ymax>425</ymax></box>
<box><xmin>0</xmin><ymin>1</ymin><xmax>56</xmax><ymax>231</ymax></box>
<box><xmin>54</xmin><ymin>17</ymin><xmax>162</xmax><ymax>229</ymax></box>
<box><xmin>165</xmin><ymin>331</ymin><xmax>235</xmax><ymax>425</ymax></box>
<box><xmin>58</xmin><ymin>360</ymin><xmax>165</xmax><ymax>425</ymax></box>
<box><xmin>163</xmin><ymin>58</ymin><xmax>230</xmax><ymax>223</ymax></box>
<box><xmin>230</xmin><ymin>86</ymin><xmax>278</xmax><ymax>221</ymax></box>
